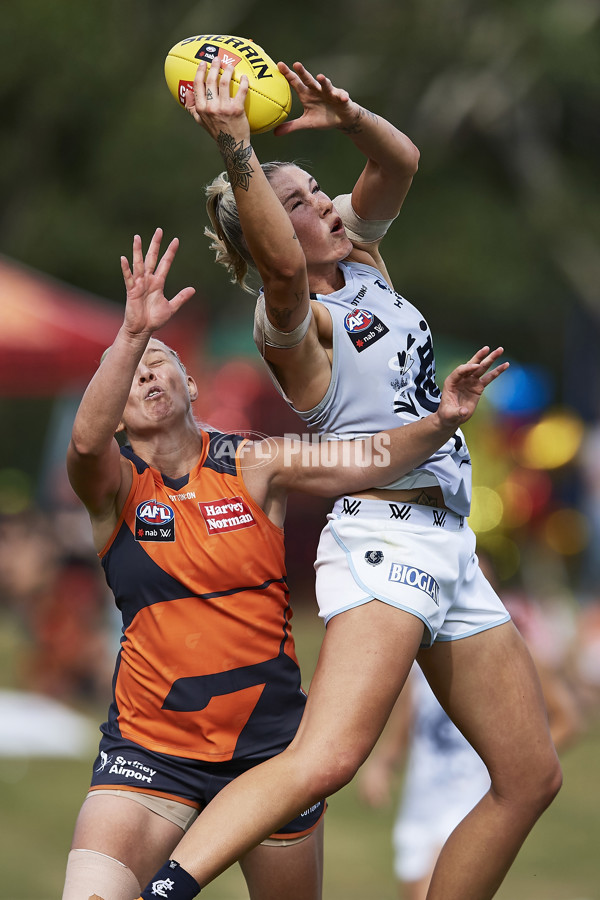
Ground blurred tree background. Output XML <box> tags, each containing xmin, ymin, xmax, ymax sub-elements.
<box><xmin>1</xmin><ymin>0</ymin><xmax>599</xmax><ymax>365</ymax></box>
<box><xmin>1</xmin><ymin>4</ymin><xmax>600</xmax><ymax>897</ymax></box>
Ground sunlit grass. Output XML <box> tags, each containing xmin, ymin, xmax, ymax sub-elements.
<box><xmin>1</xmin><ymin>606</ymin><xmax>598</xmax><ymax>900</ymax></box>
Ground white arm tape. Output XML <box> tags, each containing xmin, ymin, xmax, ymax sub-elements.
<box><xmin>253</xmin><ymin>294</ymin><xmax>313</xmax><ymax>353</ymax></box>
<box><xmin>333</xmin><ymin>193</ymin><xmax>396</xmax><ymax>243</ymax></box>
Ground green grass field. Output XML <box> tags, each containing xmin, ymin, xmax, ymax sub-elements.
<box><xmin>1</xmin><ymin>606</ymin><xmax>599</xmax><ymax>900</ymax></box>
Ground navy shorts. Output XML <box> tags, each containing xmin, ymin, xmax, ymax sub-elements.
<box><xmin>89</xmin><ymin>731</ymin><xmax>324</xmax><ymax>839</ymax></box>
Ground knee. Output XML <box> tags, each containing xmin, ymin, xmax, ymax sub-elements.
<box><xmin>310</xmin><ymin>744</ymin><xmax>369</xmax><ymax>799</ymax></box>
<box><xmin>537</xmin><ymin>755</ymin><xmax>563</xmax><ymax>809</ymax></box>
<box><xmin>500</xmin><ymin>748</ymin><xmax>562</xmax><ymax>815</ymax></box>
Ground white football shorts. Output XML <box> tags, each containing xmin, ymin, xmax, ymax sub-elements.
<box><xmin>314</xmin><ymin>497</ymin><xmax>510</xmax><ymax>646</ymax></box>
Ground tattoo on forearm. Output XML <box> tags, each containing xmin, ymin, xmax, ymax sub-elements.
<box><xmin>267</xmin><ymin>292</ymin><xmax>306</xmax><ymax>328</ymax></box>
<box><xmin>217</xmin><ymin>132</ymin><xmax>254</xmax><ymax>191</ymax></box>
<box><xmin>339</xmin><ymin>106</ymin><xmax>378</xmax><ymax>135</ymax></box>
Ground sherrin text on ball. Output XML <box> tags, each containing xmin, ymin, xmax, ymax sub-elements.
<box><xmin>164</xmin><ymin>34</ymin><xmax>292</xmax><ymax>134</ymax></box>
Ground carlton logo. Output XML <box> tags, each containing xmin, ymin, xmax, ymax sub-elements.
<box><xmin>344</xmin><ymin>309</ymin><xmax>374</xmax><ymax>333</ymax></box>
<box><xmin>135</xmin><ymin>501</ymin><xmax>175</xmax><ymax>542</ymax></box>
<box><xmin>198</xmin><ymin>496</ymin><xmax>256</xmax><ymax>536</ymax></box>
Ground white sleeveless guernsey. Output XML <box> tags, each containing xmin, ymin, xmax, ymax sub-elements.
<box><xmin>258</xmin><ymin>260</ymin><xmax>472</xmax><ymax>517</ymax></box>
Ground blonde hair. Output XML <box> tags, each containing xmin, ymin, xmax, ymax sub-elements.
<box><xmin>205</xmin><ymin>162</ymin><xmax>296</xmax><ymax>294</ymax></box>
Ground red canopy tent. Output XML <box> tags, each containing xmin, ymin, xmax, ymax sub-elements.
<box><xmin>0</xmin><ymin>255</ymin><xmax>199</xmax><ymax>396</ymax></box>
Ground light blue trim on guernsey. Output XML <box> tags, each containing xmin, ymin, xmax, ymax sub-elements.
<box><xmin>434</xmin><ymin>614</ymin><xmax>511</xmax><ymax>642</ymax></box>
<box><xmin>325</xmin><ymin>522</ymin><xmax>433</xmax><ymax>645</ymax></box>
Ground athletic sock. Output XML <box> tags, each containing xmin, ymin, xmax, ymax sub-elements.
<box><xmin>137</xmin><ymin>860</ymin><xmax>201</xmax><ymax>899</ymax></box>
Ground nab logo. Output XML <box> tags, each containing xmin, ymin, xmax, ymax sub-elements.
<box><xmin>344</xmin><ymin>309</ymin><xmax>374</xmax><ymax>333</ymax></box>
<box><xmin>195</xmin><ymin>43</ymin><xmax>242</xmax><ymax>69</ymax></box>
<box><xmin>135</xmin><ymin>501</ymin><xmax>175</xmax><ymax>543</ymax></box>
<box><xmin>344</xmin><ymin>309</ymin><xmax>390</xmax><ymax>353</ymax></box>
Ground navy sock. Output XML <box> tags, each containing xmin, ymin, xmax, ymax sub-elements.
<box><xmin>139</xmin><ymin>860</ymin><xmax>201</xmax><ymax>899</ymax></box>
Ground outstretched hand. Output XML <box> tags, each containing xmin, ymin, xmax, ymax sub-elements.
<box><xmin>273</xmin><ymin>61</ymin><xmax>360</xmax><ymax>135</ymax></box>
<box><xmin>438</xmin><ymin>346</ymin><xmax>508</xmax><ymax>428</ymax></box>
<box><xmin>120</xmin><ymin>228</ymin><xmax>195</xmax><ymax>337</ymax></box>
<box><xmin>184</xmin><ymin>61</ymin><xmax>251</xmax><ymax>144</ymax></box>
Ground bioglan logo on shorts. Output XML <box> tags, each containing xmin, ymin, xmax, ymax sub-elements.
<box><xmin>198</xmin><ymin>496</ymin><xmax>256</xmax><ymax>535</ymax></box>
<box><xmin>388</xmin><ymin>562</ymin><xmax>440</xmax><ymax>606</ymax></box>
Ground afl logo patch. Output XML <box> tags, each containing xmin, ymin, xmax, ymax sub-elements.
<box><xmin>135</xmin><ymin>501</ymin><xmax>175</xmax><ymax>542</ymax></box>
<box><xmin>344</xmin><ymin>309</ymin><xmax>390</xmax><ymax>353</ymax></box>
<box><xmin>344</xmin><ymin>309</ymin><xmax>374</xmax><ymax>333</ymax></box>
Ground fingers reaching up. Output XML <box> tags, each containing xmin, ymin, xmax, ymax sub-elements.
<box><xmin>121</xmin><ymin>228</ymin><xmax>195</xmax><ymax>337</ymax></box>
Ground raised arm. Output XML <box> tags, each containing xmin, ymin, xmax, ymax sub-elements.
<box><xmin>188</xmin><ymin>61</ymin><xmax>311</xmax><ymax>334</ymax></box>
<box><xmin>275</xmin><ymin>61</ymin><xmax>420</xmax><ymax>226</ymax></box>
<box><xmin>242</xmin><ymin>347</ymin><xmax>508</xmax><ymax>519</ymax></box>
<box><xmin>187</xmin><ymin>61</ymin><xmax>331</xmax><ymax>408</ymax></box>
<box><xmin>67</xmin><ymin>230</ymin><xmax>194</xmax><ymax>540</ymax></box>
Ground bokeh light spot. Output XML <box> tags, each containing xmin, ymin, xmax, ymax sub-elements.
<box><xmin>513</xmin><ymin>410</ymin><xmax>585</xmax><ymax>470</ymax></box>
<box><xmin>469</xmin><ymin>486</ymin><xmax>504</xmax><ymax>533</ymax></box>
<box><xmin>543</xmin><ymin>508</ymin><xmax>589</xmax><ymax>556</ymax></box>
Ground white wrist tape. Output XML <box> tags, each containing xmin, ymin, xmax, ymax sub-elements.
<box><xmin>253</xmin><ymin>295</ymin><xmax>313</xmax><ymax>353</ymax></box>
<box><xmin>333</xmin><ymin>193</ymin><xmax>396</xmax><ymax>243</ymax></box>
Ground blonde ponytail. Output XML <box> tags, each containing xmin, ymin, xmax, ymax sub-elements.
<box><xmin>204</xmin><ymin>162</ymin><xmax>295</xmax><ymax>294</ymax></box>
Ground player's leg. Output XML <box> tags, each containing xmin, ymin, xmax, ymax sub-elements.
<box><xmin>63</xmin><ymin>792</ymin><xmax>185</xmax><ymax>899</ymax></box>
<box><xmin>165</xmin><ymin>601</ymin><xmax>425</xmax><ymax>890</ymax></box>
<box><xmin>417</xmin><ymin>621</ymin><xmax>562</xmax><ymax>900</ymax></box>
<box><xmin>238</xmin><ymin>818</ymin><xmax>325</xmax><ymax>900</ymax></box>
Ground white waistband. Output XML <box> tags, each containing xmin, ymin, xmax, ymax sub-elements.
<box><xmin>332</xmin><ymin>496</ymin><xmax>465</xmax><ymax>531</ymax></box>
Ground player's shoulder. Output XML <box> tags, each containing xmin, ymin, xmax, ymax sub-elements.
<box><xmin>344</xmin><ymin>248</ymin><xmax>393</xmax><ymax>285</ymax></box>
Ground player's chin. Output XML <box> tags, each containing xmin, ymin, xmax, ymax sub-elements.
<box><xmin>338</xmin><ymin>235</ymin><xmax>354</xmax><ymax>258</ymax></box>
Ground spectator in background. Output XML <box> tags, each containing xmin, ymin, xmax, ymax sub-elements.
<box><xmin>0</xmin><ymin>511</ymin><xmax>111</xmax><ymax>704</ymax></box>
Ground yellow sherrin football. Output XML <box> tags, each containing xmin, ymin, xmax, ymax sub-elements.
<box><xmin>165</xmin><ymin>34</ymin><xmax>292</xmax><ymax>134</ymax></box>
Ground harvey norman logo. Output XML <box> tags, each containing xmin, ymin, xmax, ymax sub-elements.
<box><xmin>198</xmin><ymin>496</ymin><xmax>256</xmax><ymax>536</ymax></box>
<box><xmin>388</xmin><ymin>562</ymin><xmax>440</xmax><ymax>605</ymax></box>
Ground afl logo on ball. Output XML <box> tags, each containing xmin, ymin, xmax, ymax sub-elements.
<box><xmin>344</xmin><ymin>309</ymin><xmax>374</xmax><ymax>333</ymax></box>
<box><xmin>135</xmin><ymin>501</ymin><xmax>175</xmax><ymax>542</ymax></box>
<box><xmin>195</xmin><ymin>43</ymin><xmax>243</xmax><ymax>69</ymax></box>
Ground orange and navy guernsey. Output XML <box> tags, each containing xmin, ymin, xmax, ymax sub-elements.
<box><xmin>99</xmin><ymin>430</ymin><xmax>306</xmax><ymax>763</ymax></box>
